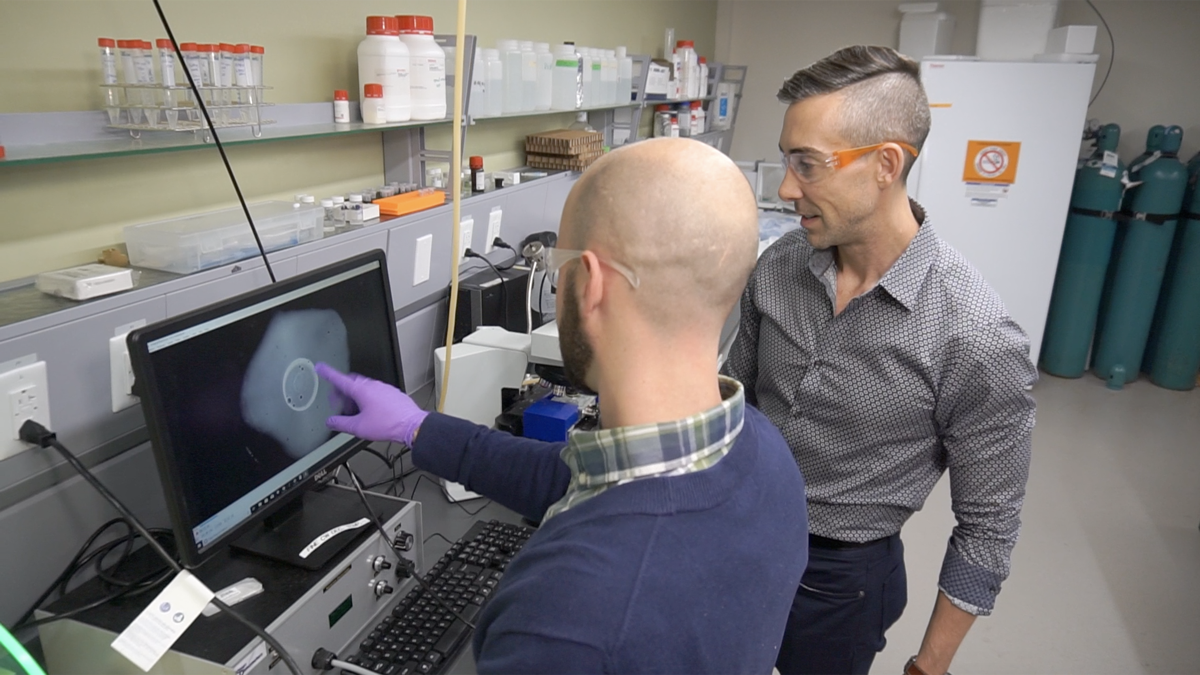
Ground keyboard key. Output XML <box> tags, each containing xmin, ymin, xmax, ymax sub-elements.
<box><xmin>399</xmin><ymin>661</ymin><xmax>419</xmax><ymax>675</ymax></box>
<box><xmin>417</xmin><ymin>663</ymin><xmax>433</xmax><ymax>674</ymax></box>
<box><xmin>361</xmin><ymin>639</ymin><xmax>375</xmax><ymax>651</ymax></box>
<box><xmin>383</xmin><ymin>650</ymin><xmax>397</xmax><ymax>661</ymax></box>
<box><xmin>384</xmin><ymin>665</ymin><xmax>400</xmax><ymax>675</ymax></box>
<box><xmin>424</xmin><ymin>652</ymin><xmax>443</xmax><ymax>665</ymax></box>
<box><xmin>473</xmin><ymin>595</ymin><xmax>487</xmax><ymax>605</ymax></box>
<box><xmin>373</xmin><ymin>660</ymin><xmax>388</xmax><ymax>672</ymax></box>
<box><xmin>432</xmin><ymin>620</ymin><xmax>469</xmax><ymax>657</ymax></box>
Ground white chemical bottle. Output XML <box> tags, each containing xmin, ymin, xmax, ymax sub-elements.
<box><xmin>691</xmin><ymin>101</ymin><xmax>704</xmax><ymax>135</ymax></box>
<box><xmin>602</xmin><ymin>50</ymin><xmax>616</xmax><ymax>105</ymax></box>
<box><xmin>362</xmin><ymin>83</ymin><xmax>386</xmax><ymax>124</ymax></box>
<box><xmin>589</xmin><ymin>49</ymin><xmax>602</xmax><ymax>106</ymax></box>
<box><xmin>698</xmin><ymin>56</ymin><xmax>709</xmax><ymax>98</ymax></box>
<box><xmin>675</xmin><ymin>40</ymin><xmax>699</xmax><ymax>99</ymax></box>
<box><xmin>469</xmin><ymin>46</ymin><xmax>487</xmax><ymax>117</ymax></box>
<box><xmin>497</xmin><ymin>39</ymin><xmax>523</xmax><ymax>114</ymax></box>
<box><xmin>579</xmin><ymin>47</ymin><xmax>594</xmax><ymax>108</ymax></box>
<box><xmin>518</xmin><ymin>41</ymin><xmax>537</xmax><ymax>112</ymax></box>
<box><xmin>534</xmin><ymin>42</ymin><xmax>553</xmax><ymax>111</ymax></box>
<box><xmin>358</xmin><ymin>16</ymin><xmax>411</xmax><ymax>123</ymax></box>
<box><xmin>551</xmin><ymin>44</ymin><xmax>579</xmax><ymax>111</ymax></box>
<box><xmin>483</xmin><ymin>49</ymin><xmax>505</xmax><ymax>117</ymax></box>
<box><xmin>397</xmin><ymin>15</ymin><xmax>446</xmax><ymax>120</ymax></box>
<box><xmin>615</xmin><ymin>46</ymin><xmax>633</xmax><ymax>104</ymax></box>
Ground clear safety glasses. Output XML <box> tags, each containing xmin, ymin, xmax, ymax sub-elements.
<box><xmin>544</xmin><ymin>247</ymin><xmax>640</xmax><ymax>289</ymax></box>
<box><xmin>780</xmin><ymin>141</ymin><xmax>919</xmax><ymax>184</ymax></box>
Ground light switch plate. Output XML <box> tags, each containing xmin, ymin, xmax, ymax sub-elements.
<box><xmin>459</xmin><ymin>216</ymin><xmax>474</xmax><ymax>261</ymax></box>
<box><xmin>414</xmin><ymin>234</ymin><xmax>433</xmax><ymax>285</ymax></box>
<box><xmin>0</xmin><ymin>355</ymin><xmax>50</xmax><ymax>461</ymax></box>
<box><xmin>110</xmin><ymin>319</ymin><xmax>146</xmax><ymax>412</ymax></box>
<box><xmin>485</xmin><ymin>208</ymin><xmax>503</xmax><ymax>254</ymax></box>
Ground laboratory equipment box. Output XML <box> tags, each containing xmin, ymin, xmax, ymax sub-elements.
<box><xmin>124</xmin><ymin>201</ymin><xmax>323</xmax><ymax>274</ymax></box>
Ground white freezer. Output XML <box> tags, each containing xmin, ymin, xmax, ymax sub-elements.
<box><xmin>908</xmin><ymin>58</ymin><xmax>1095</xmax><ymax>365</ymax></box>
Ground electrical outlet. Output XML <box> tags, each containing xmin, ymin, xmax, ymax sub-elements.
<box><xmin>0</xmin><ymin>356</ymin><xmax>50</xmax><ymax>461</ymax></box>
<box><xmin>459</xmin><ymin>216</ymin><xmax>474</xmax><ymax>261</ymax></box>
<box><xmin>414</xmin><ymin>234</ymin><xmax>433</xmax><ymax>286</ymax></box>
<box><xmin>485</xmin><ymin>208</ymin><xmax>503</xmax><ymax>254</ymax></box>
<box><xmin>110</xmin><ymin>320</ymin><xmax>145</xmax><ymax>412</ymax></box>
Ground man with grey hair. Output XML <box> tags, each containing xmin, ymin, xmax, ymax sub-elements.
<box><xmin>724</xmin><ymin>45</ymin><xmax>1037</xmax><ymax>675</ymax></box>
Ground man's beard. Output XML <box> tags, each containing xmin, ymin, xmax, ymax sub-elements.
<box><xmin>557</xmin><ymin>268</ymin><xmax>596</xmax><ymax>396</ymax></box>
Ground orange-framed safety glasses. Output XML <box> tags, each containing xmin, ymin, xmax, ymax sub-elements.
<box><xmin>780</xmin><ymin>141</ymin><xmax>920</xmax><ymax>184</ymax></box>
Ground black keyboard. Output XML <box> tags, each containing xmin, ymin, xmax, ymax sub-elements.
<box><xmin>343</xmin><ymin>520</ymin><xmax>535</xmax><ymax>675</ymax></box>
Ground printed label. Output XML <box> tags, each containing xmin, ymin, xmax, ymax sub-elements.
<box><xmin>299</xmin><ymin>518</ymin><xmax>370</xmax><ymax>559</ymax></box>
<box><xmin>111</xmin><ymin>571</ymin><xmax>215</xmax><ymax>672</ymax></box>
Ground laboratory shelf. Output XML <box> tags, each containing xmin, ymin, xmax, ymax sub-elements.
<box><xmin>0</xmin><ymin>114</ymin><xmax>454</xmax><ymax>168</ymax></box>
<box><xmin>469</xmin><ymin>101</ymin><xmax>639</xmax><ymax>123</ymax></box>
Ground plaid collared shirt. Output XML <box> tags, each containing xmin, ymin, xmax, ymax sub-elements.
<box><xmin>543</xmin><ymin>376</ymin><xmax>746</xmax><ymax>522</ymax></box>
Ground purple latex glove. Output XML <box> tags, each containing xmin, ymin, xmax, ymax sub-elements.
<box><xmin>315</xmin><ymin>363</ymin><xmax>428</xmax><ymax>447</ymax></box>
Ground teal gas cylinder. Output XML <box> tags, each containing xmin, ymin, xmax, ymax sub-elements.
<box><xmin>1091</xmin><ymin>126</ymin><xmax>1188</xmax><ymax>389</ymax></box>
<box><xmin>1145</xmin><ymin>152</ymin><xmax>1200</xmax><ymax>389</ymax></box>
<box><xmin>1041</xmin><ymin>124</ymin><xmax>1126</xmax><ymax>377</ymax></box>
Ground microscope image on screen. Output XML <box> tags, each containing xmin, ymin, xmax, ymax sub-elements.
<box><xmin>240</xmin><ymin>309</ymin><xmax>350</xmax><ymax>458</ymax></box>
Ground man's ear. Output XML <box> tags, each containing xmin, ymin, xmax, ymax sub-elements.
<box><xmin>577</xmin><ymin>251</ymin><xmax>606</xmax><ymax>317</ymax></box>
<box><xmin>877</xmin><ymin>143</ymin><xmax>907</xmax><ymax>187</ymax></box>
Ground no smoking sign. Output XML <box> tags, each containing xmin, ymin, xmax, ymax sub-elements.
<box><xmin>962</xmin><ymin>140</ymin><xmax>1021</xmax><ymax>184</ymax></box>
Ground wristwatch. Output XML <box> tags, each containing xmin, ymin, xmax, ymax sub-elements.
<box><xmin>904</xmin><ymin>656</ymin><xmax>951</xmax><ymax>675</ymax></box>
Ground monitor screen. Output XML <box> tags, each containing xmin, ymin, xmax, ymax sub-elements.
<box><xmin>129</xmin><ymin>251</ymin><xmax>403</xmax><ymax>566</ymax></box>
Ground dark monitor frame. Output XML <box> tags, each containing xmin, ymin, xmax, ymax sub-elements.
<box><xmin>127</xmin><ymin>250</ymin><xmax>404</xmax><ymax>568</ymax></box>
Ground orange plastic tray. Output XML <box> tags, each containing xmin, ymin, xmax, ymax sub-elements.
<box><xmin>375</xmin><ymin>190</ymin><xmax>446</xmax><ymax>217</ymax></box>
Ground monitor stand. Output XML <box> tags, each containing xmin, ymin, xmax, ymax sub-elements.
<box><xmin>230</xmin><ymin>486</ymin><xmax>377</xmax><ymax>570</ymax></box>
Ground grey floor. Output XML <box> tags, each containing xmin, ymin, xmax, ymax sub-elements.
<box><xmin>872</xmin><ymin>373</ymin><xmax>1200</xmax><ymax>674</ymax></box>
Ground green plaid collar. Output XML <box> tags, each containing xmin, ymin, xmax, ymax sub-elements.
<box><xmin>544</xmin><ymin>377</ymin><xmax>745</xmax><ymax>521</ymax></box>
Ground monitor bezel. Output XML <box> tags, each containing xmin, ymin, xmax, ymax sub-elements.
<box><xmin>127</xmin><ymin>249</ymin><xmax>404</xmax><ymax>568</ymax></box>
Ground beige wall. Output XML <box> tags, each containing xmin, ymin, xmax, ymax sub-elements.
<box><xmin>0</xmin><ymin>0</ymin><xmax>716</xmax><ymax>282</ymax></box>
<box><xmin>717</xmin><ymin>0</ymin><xmax>1200</xmax><ymax>164</ymax></box>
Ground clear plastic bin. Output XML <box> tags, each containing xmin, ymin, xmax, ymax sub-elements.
<box><xmin>124</xmin><ymin>201</ymin><xmax>323</xmax><ymax>274</ymax></box>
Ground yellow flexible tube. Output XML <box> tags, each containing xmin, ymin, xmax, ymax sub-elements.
<box><xmin>437</xmin><ymin>0</ymin><xmax>468</xmax><ymax>413</ymax></box>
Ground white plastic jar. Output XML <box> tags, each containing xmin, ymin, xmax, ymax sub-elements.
<box><xmin>358</xmin><ymin>16</ymin><xmax>411</xmax><ymax>123</ymax></box>
<box><xmin>362</xmin><ymin>83</ymin><xmax>386</xmax><ymax>124</ymax></box>
<box><xmin>698</xmin><ymin>56</ymin><xmax>709</xmax><ymax>99</ymax></box>
<box><xmin>497</xmin><ymin>39</ymin><xmax>523</xmax><ymax>114</ymax></box>
<box><xmin>551</xmin><ymin>44</ymin><xmax>579</xmax><ymax>111</ymax></box>
<box><xmin>518</xmin><ymin>40</ymin><xmax>537</xmax><ymax>112</ymax></box>
<box><xmin>483</xmin><ymin>49</ymin><xmax>504</xmax><ymax>117</ymax></box>
<box><xmin>675</xmin><ymin>40</ymin><xmax>699</xmax><ymax>99</ymax></box>
<box><xmin>469</xmin><ymin>46</ymin><xmax>487</xmax><ymax>117</ymax></box>
<box><xmin>397</xmin><ymin>15</ymin><xmax>446</xmax><ymax>120</ymax></box>
<box><xmin>534</xmin><ymin>43</ymin><xmax>553</xmax><ymax>111</ymax></box>
<box><xmin>579</xmin><ymin>47</ymin><xmax>594</xmax><ymax>108</ymax></box>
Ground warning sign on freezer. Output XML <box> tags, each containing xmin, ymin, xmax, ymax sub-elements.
<box><xmin>963</xmin><ymin>140</ymin><xmax>1021</xmax><ymax>184</ymax></box>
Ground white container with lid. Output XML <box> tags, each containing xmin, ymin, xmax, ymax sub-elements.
<box><xmin>615</xmin><ymin>46</ymin><xmax>633</xmax><ymax>105</ymax></box>
<box><xmin>497</xmin><ymin>39</ymin><xmax>523</xmax><ymax>113</ymax></box>
<box><xmin>397</xmin><ymin>15</ymin><xmax>446</xmax><ymax>120</ymax></box>
<box><xmin>675</xmin><ymin>40</ymin><xmax>699</xmax><ymax>99</ymax></box>
<box><xmin>601</xmin><ymin>50</ymin><xmax>617</xmax><ymax>105</ymax></box>
<box><xmin>483</xmin><ymin>49</ymin><xmax>504</xmax><ymax>117</ymax></box>
<box><xmin>534</xmin><ymin>42</ymin><xmax>553</xmax><ymax>111</ymax></box>
<box><xmin>469</xmin><ymin>45</ymin><xmax>487</xmax><ymax>117</ymax></box>
<box><xmin>518</xmin><ymin>40</ymin><xmax>538</xmax><ymax>111</ymax></box>
<box><xmin>579</xmin><ymin>47</ymin><xmax>595</xmax><ymax>108</ymax></box>
<box><xmin>362</xmin><ymin>83</ymin><xmax>387</xmax><ymax>124</ymax></box>
<box><xmin>358</xmin><ymin>16</ymin><xmax>411</xmax><ymax>122</ymax></box>
<box><xmin>124</xmin><ymin>201</ymin><xmax>323</xmax><ymax>274</ymax></box>
<box><xmin>551</xmin><ymin>44</ymin><xmax>579</xmax><ymax>111</ymax></box>
<box><xmin>976</xmin><ymin>0</ymin><xmax>1059</xmax><ymax>61</ymax></box>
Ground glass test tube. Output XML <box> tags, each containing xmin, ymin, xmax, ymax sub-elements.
<box><xmin>98</xmin><ymin>38</ymin><xmax>121</xmax><ymax>124</ymax></box>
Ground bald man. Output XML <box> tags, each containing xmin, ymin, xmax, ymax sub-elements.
<box><xmin>317</xmin><ymin>139</ymin><xmax>809</xmax><ymax>674</ymax></box>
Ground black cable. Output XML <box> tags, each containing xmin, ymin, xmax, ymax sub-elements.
<box><xmin>358</xmin><ymin>446</ymin><xmax>394</xmax><ymax>470</ymax></box>
<box><xmin>423</xmin><ymin>532</ymin><xmax>454</xmax><ymax>546</ymax></box>
<box><xmin>409</xmin><ymin>474</ymin><xmax>493</xmax><ymax>517</ymax></box>
<box><xmin>537</xmin><ymin>269</ymin><xmax>550</xmax><ymax>321</ymax></box>
<box><xmin>344</xmin><ymin>468</ymin><xmax>477</xmax><ymax>629</ymax></box>
<box><xmin>18</xmin><ymin>420</ymin><xmax>304</xmax><ymax>675</ymax></box>
<box><xmin>1086</xmin><ymin>0</ymin><xmax>1114</xmax><ymax>107</ymax></box>
<box><xmin>20</xmin><ymin>568</ymin><xmax>175</xmax><ymax>630</ymax></box>
<box><xmin>150</xmin><ymin>0</ymin><xmax>276</xmax><ymax>283</ymax></box>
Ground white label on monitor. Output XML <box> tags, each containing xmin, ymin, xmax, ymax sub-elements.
<box><xmin>111</xmin><ymin>570</ymin><xmax>215</xmax><ymax>672</ymax></box>
<box><xmin>299</xmin><ymin>517</ymin><xmax>371</xmax><ymax>559</ymax></box>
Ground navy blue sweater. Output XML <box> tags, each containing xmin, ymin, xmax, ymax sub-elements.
<box><xmin>412</xmin><ymin>405</ymin><xmax>808</xmax><ymax>674</ymax></box>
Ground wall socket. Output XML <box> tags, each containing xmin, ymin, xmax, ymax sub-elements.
<box><xmin>0</xmin><ymin>355</ymin><xmax>50</xmax><ymax>461</ymax></box>
<box><xmin>485</xmin><ymin>208</ymin><xmax>503</xmax><ymax>254</ymax></box>
<box><xmin>459</xmin><ymin>216</ymin><xmax>474</xmax><ymax>261</ymax></box>
<box><xmin>110</xmin><ymin>320</ymin><xmax>146</xmax><ymax>413</ymax></box>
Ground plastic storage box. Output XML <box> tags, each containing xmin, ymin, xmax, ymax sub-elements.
<box><xmin>124</xmin><ymin>201</ymin><xmax>323</xmax><ymax>274</ymax></box>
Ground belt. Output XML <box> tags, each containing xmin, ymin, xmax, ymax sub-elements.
<box><xmin>808</xmin><ymin>533</ymin><xmax>889</xmax><ymax>550</ymax></box>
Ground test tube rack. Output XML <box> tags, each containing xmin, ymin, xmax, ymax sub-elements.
<box><xmin>99</xmin><ymin>84</ymin><xmax>275</xmax><ymax>141</ymax></box>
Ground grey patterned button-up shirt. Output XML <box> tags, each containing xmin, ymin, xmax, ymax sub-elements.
<box><xmin>723</xmin><ymin>205</ymin><xmax>1036</xmax><ymax>615</ymax></box>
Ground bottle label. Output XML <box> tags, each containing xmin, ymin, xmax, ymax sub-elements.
<box><xmin>135</xmin><ymin>57</ymin><xmax>155</xmax><ymax>84</ymax></box>
<box><xmin>100</xmin><ymin>53</ymin><xmax>119</xmax><ymax>84</ymax></box>
<box><xmin>159</xmin><ymin>53</ymin><xmax>176</xmax><ymax>87</ymax></box>
<box><xmin>234</xmin><ymin>56</ymin><xmax>252</xmax><ymax>86</ymax></box>
<box><xmin>555</xmin><ymin>59</ymin><xmax>577</xmax><ymax>68</ymax></box>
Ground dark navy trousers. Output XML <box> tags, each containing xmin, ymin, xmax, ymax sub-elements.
<box><xmin>776</xmin><ymin>534</ymin><xmax>908</xmax><ymax>675</ymax></box>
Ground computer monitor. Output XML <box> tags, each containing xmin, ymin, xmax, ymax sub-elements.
<box><xmin>128</xmin><ymin>250</ymin><xmax>404</xmax><ymax>570</ymax></box>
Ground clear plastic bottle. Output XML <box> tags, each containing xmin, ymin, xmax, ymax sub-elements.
<box><xmin>321</xmin><ymin>199</ymin><xmax>337</xmax><ymax>233</ymax></box>
<box><xmin>345</xmin><ymin>194</ymin><xmax>366</xmax><ymax>225</ymax></box>
<box><xmin>568</xmin><ymin>111</ymin><xmax>595</xmax><ymax>132</ymax></box>
<box><xmin>534</xmin><ymin>43</ymin><xmax>553</xmax><ymax>111</ymax></box>
<box><xmin>675</xmin><ymin>40</ymin><xmax>699</xmax><ymax>99</ymax></box>
<box><xmin>483</xmin><ymin>49</ymin><xmax>504</xmax><ymax>117</ymax></box>
<box><xmin>551</xmin><ymin>44</ymin><xmax>578</xmax><ymax>111</ymax></box>
<box><xmin>469</xmin><ymin>46</ymin><xmax>487</xmax><ymax>117</ymax></box>
<box><xmin>98</xmin><ymin>38</ymin><xmax>120</xmax><ymax>124</ymax></box>
<box><xmin>603</xmin><ymin>49</ymin><xmax>617</xmax><ymax>105</ymax></box>
<box><xmin>331</xmin><ymin>195</ymin><xmax>346</xmax><ymax>226</ymax></box>
<box><xmin>589</xmin><ymin>49</ymin><xmax>602</xmax><ymax>106</ymax></box>
<box><xmin>579</xmin><ymin>47</ymin><xmax>594</xmax><ymax>109</ymax></box>
<box><xmin>497</xmin><ymin>39</ymin><xmax>523</xmax><ymax>114</ymax></box>
<box><xmin>518</xmin><ymin>41</ymin><xmax>537</xmax><ymax>112</ymax></box>
<box><xmin>358</xmin><ymin>16</ymin><xmax>411</xmax><ymax>123</ymax></box>
<box><xmin>677</xmin><ymin>102</ymin><xmax>692</xmax><ymax>137</ymax></box>
<box><xmin>616</xmin><ymin>46</ymin><xmax>633</xmax><ymax>105</ymax></box>
<box><xmin>397</xmin><ymin>15</ymin><xmax>446</xmax><ymax>120</ymax></box>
